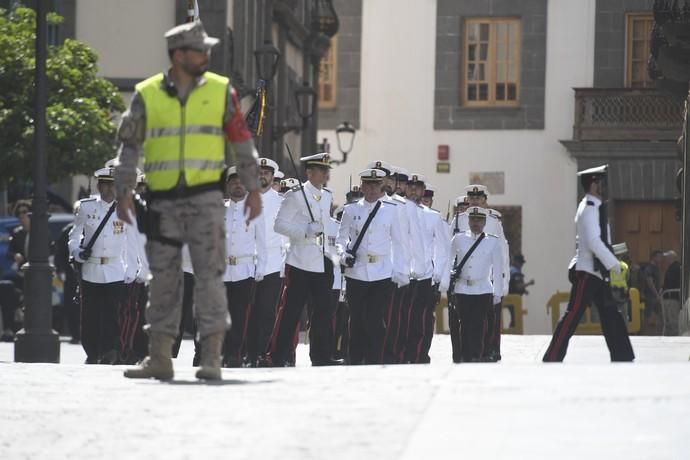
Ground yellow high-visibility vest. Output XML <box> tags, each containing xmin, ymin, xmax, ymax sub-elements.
<box><xmin>610</xmin><ymin>260</ymin><xmax>629</xmax><ymax>289</ymax></box>
<box><xmin>136</xmin><ymin>72</ymin><xmax>227</xmax><ymax>192</ymax></box>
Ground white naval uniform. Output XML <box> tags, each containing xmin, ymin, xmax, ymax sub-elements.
<box><xmin>424</xmin><ymin>207</ymin><xmax>451</xmax><ymax>292</ymax></box>
<box><xmin>223</xmin><ymin>197</ymin><xmax>267</xmax><ymax>282</ymax></box>
<box><xmin>451</xmin><ymin>230</ymin><xmax>504</xmax><ymax>302</ymax></box>
<box><xmin>68</xmin><ymin>197</ymin><xmax>127</xmax><ymax>283</ymax></box>
<box><xmin>336</xmin><ymin>198</ymin><xmax>406</xmax><ymax>282</ymax></box>
<box><xmin>403</xmin><ymin>198</ymin><xmax>427</xmax><ymax>277</ymax></box>
<box><xmin>261</xmin><ymin>187</ymin><xmax>288</xmax><ymax>276</ymax></box>
<box><xmin>570</xmin><ymin>194</ymin><xmax>619</xmax><ymax>279</ymax></box>
<box><xmin>274</xmin><ymin>181</ymin><xmax>333</xmax><ymax>273</ymax></box>
<box><xmin>450</xmin><ymin>210</ymin><xmax>509</xmax><ymax>296</ymax></box>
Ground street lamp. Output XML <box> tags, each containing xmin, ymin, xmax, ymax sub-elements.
<box><xmin>254</xmin><ymin>40</ymin><xmax>281</xmax><ymax>81</ymax></box>
<box><xmin>273</xmin><ymin>82</ymin><xmax>317</xmax><ymax>140</ymax></box>
<box><xmin>330</xmin><ymin>121</ymin><xmax>356</xmax><ymax>165</ymax></box>
<box><xmin>295</xmin><ymin>81</ymin><xmax>317</xmax><ymax>119</ymax></box>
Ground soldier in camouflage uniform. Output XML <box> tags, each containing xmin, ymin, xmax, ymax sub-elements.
<box><xmin>114</xmin><ymin>21</ymin><xmax>260</xmax><ymax>380</ymax></box>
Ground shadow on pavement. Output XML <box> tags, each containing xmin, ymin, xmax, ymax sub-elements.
<box><xmin>161</xmin><ymin>378</ymin><xmax>278</xmax><ymax>386</ymax></box>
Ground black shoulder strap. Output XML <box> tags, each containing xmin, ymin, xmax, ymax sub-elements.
<box><xmin>453</xmin><ymin>212</ymin><xmax>460</xmax><ymax>234</ymax></box>
<box><xmin>348</xmin><ymin>200</ymin><xmax>382</xmax><ymax>256</ymax></box>
<box><xmin>81</xmin><ymin>201</ymin><xmax>117</xmax><ymax>251</ymax></box>
<box><xmin>455</xmin><ymin>232</ymin><xmax>486</xmax><ymax>275</ymax></box>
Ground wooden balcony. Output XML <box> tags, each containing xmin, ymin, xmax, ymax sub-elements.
<box><xmin>573</xmin><ymin>88</ymin><xmax>685</xmax><ymax>141</ymax></box>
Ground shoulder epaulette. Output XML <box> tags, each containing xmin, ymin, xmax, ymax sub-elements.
<box><xmin>488</xmin><ymin>213</ymin><xmax>500</xmax><ymax>220</ymax></box>
<box><xmin>79</xmin><ymin>197</ymin><xmax>97</xmax><ymax>203</ymax></box>
<box><xmin>485</xmin><ymin>233</ymin><xmax>499</xmax><ymax>238</ymax></box>
<box><xmin>392</xmin><ymin>195</ymin><xmax>406</xmax><ymax>203</ymax></box>
<box><xmin>586</xmin><ymin>200</ymin><xmax>595</xmax><ymax>206</ymax></box>
<box><xmin>428</xmin><ymin>207</ymin><xmax>440</xmax><ymax>214</ymax></box>
<box><xmin>382</xmin><ymin>200</ymin><xmax>397</xmax><ymax>206</ymax></box>
<box><xmin>322</xmin><ymin>187</ymin><xmax>332</xmax><ymax>194</ymax></box>
<box><xmin>343</xmin><ymin>201</ymin><xmax>356</xmax><ymax>206</ymax></box>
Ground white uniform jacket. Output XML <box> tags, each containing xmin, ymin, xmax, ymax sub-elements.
<box><xmin>261</xmin><ymin>187</ymin><xmax>288</xmax><ymax>276</ymax></box>
<box><xmin>450</xmin><ymin>210</ymin><xmax>509</xmax><ymax>296</ymax></box>
<box><xmin>336</xmin><ymin>198</ymin><xmax>406</xmax><ymax>282</ymax></box>
<box><xmin>451</xmin><ymin>231</ymin><xmax>504</xmax><ymax>299</ymax></box>
<box><xmin>274</xmin><ymin>181</ymin><xmax>333</xmax><ymax>273</ymax></box>
<box><xmin>224</xmin><ymin>198</ymin><xmax>267</xmax><ymax>282</ymax></box>
<box><xmin>402</xmin><ymin>197</ymin><xmax>427</xmax><ymax>277</ymax></box>
<box><xmin>68</xmin><ymin>197</ymin><xmax>127</xmax><ymax>284</ymax></box>
<box><xmin>416</xmin><ymin>206</ymin><xmax>450</xmax><ymax>283</ymax></box>
<box><xmin>570</xmin><ymin>194</ymin><xmax>619</xmax><ymax>280</ymax></box>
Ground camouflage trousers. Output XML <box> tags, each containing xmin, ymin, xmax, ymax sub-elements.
<box><xmin>146</xmin><ymin>190</ymin><xmax>230</xmax><ymax>339</ymax></box>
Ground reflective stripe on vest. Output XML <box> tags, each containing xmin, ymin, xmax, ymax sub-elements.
<box><xmin>136</xmin><ymin>72</ymin><xmax>228</xmax><ymax>192</ymax></box>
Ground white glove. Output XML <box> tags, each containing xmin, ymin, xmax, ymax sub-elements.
<box><xmin>72</xmin><ymin>251</ymin><xmax>87</xmax><ymax>263</ymax></box>
<box><xmin>254</xmin><ymin>272</ymin><xmax>265</xmax><ymax>283</ymax></box>
<box><xmin>609</xmin><ymin>262</ymin><xmax>622</xmax><ymax>274</ymax></box>
<box><xmin>493</xmin><ymin>295</ymin><xmax>502</xmax><ymax>306</ymax></box>
<box><xmin>439</xmin><ymin>281</ymin><xmax>449</xmax><ymax>293</ymax></box>
<box><xmin>392</xmin><ymin>272</ymin><xmax>410</xmax><ymax>288</ymax></box>
<box><xmin>432</xmin><ymin>274</ymin><xmax>442</xmax><ymax>285</ymax></box>
<box><xmin>136</xmin><ymin>269</ymin><xmax>150</xmax><ymax>284</ymax></box>
<box><xmin>306</xmin><ymin>221</ymin><xmax>323</xmax><ymax>238</ymax></box>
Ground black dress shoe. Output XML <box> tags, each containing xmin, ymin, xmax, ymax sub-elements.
<box><xmin>98</xmin><ymin>350</ymin><xmax>119</xmax><ymax>365</ymax></box>
<box><xmin>311</xmin><ymin>357</ymin><xmax>345</xmax><ymax>367</ymax></box>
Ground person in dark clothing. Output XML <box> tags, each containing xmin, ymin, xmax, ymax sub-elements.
<box><xmin>2</xmin><ymin>200</ymin><xmax>32</xmax><ymax>340</ymax></box>
<box><xmin>662</xmin><ymin>251</ymin><xmax>680</xmax><ymax>300</ymax></box>
<box><xmin>54</xmin><ymin>222</ymin><xmax>80</xmax><ymax>344</ymax></box>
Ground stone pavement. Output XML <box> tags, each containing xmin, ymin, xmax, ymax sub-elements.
<box><xmin>1</xmin><ymin>335</ymin><xmax>689</xmax><ymax>460</ymax></box>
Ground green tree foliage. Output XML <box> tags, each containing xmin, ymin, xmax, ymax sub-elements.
<box><xmin>0</xmin><ymin>7</ymin><xmax>125</xmax><ymax>187</ymax></box>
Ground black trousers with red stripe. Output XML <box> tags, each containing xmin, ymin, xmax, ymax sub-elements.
<box><xmin>223</xmin><ymin>278</ymin><xmax>255</xmax><ymax>366</ymax></box>
<box><xmin>118</xmin><ymin>282</ymin><xmax>148</xmax><ymax>363</ymax></box>
<box><xmin>458</xmin><ymin>293</ymin><xmax>492</xmax><ymax>362</ymax></box>
<box><xmin>382</xmin><ymin>284</ymin><xmax>409</xmax><ymax>363</ymax></box>
<box><xmin>346</xmin><ymin>277</ymin><xmax>394</xmax><ymax>365</ymax></box>
<box><xmin>543</xmin><ymin>270</ymin><xmax>635</xmax><ymax>362</ymax></box>
<box><xmin>332</xmin><ymin>290</ymin><xmax>349</xmax><ymax>360</ymax></box>
<box><xmin>246</xmin><ymin>272</ymin><xmax>282</xmax><ymax>362</ymax></box>
<box><xmin>484</xmin><ymin>302</ymin><xmax>502</xmax><ymax>356</ymax></box>
<box><xmin>404</xmin><ymin>278</ymin><xmax>434</xmax><ymax>363</ymax></box>
<box><xmin>268</xmin><ymin>260</ymin><xmax>335</xmax><ymax>365</ymax></box>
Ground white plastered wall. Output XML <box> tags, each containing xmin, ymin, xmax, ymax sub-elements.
<box><xmin>75</xmin><ymin>0</ymin><xmax>174</xmax><ymax>78</ymax></box>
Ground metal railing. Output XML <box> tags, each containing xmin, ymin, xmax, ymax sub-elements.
<box><xmin>573</xmin><ymin>88</ymin><xmax>684</xmax><ymax>141</ymax></box>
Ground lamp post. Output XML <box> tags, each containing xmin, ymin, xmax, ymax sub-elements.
<box><xmin>254</xmin><ymin>39</ymin><xmax>280</xmax><ymax>157</ymax></box>
<box><xmin>15</xmin><ymin>1</ymin><xmax>60</xmax><ymax>363</ymax></box>
<box><xmin>254</xmin><ymin>39</ymin><xmax>281</xmax><ymax>82</ymax></box>
<box><xmin>330</xmin><ymin>121</ymin><xmax>356</xmax><ymax>165</ymax></box>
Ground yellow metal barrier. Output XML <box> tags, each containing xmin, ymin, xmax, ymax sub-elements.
<box><xmin>546</xmin><ymin>287</ymin><xmax>645</xmax><ymax>335</ymax></box>
<box><xmin>434</xmin><ymin>294</ymin><xmax>527</xmax><ymax>335</ymax></box>
<box><xmin>502</xmin><ymin>294</ymin><xmax>527</xmax><ymax>335</ymax></box>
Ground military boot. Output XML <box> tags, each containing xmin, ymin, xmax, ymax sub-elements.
<box><xmin>123</xmin><ymin>332</ymin><xmax>175</xmax><ymax>380</ymax></box>
<box><xmin>195</xmin><ymin>332</ymin><xmax>224</xmax><ymax>380</ymax></box>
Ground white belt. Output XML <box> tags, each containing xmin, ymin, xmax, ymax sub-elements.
<box><xmin>87</xmin><ymin>256</ymin><xmax>117</xmax><ymax>265</ymax></box>
<box><xmin>227</xmin><ymin>255</ymin><xmax>255</xmax><ymax>266</ymax></box>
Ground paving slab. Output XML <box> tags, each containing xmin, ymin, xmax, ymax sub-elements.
<box><xmin>1</xmin><ymin>335</ymin><xmax>689</xmax><ymax>460</ymax></box>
